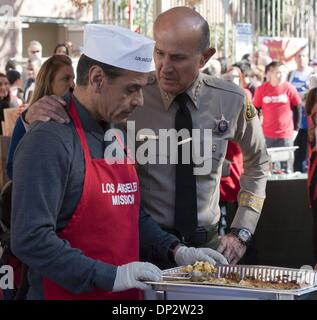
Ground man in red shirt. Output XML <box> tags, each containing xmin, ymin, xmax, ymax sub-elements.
<box><xmin>253</xmin><ymin>61</ymin><xmax>301</xmax><ymax>148</ymax></box>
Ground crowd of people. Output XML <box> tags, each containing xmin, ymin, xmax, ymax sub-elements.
<box><xmin>203</xmin><ymin>48</ymin><xmax>317</xmax><ymax>246</ymax></box>
<box><xmin>204</xmin><ymin>47</ymin><xmax>317</xmax><ymax>172</ymax></box>
<box><xmin>0</xmin><ymin>40</ymin><xmax>81</xmax><ymax>137</ymax></box>
<box><xmin>0</xmin><ymin>6</ymin><xmax>316</xmax><ymax>301</ymax></box>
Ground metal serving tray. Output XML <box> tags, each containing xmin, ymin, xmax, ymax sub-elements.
<box><xmin>146</xmin><ymin>265</ymin><xmax>317</xmax><ymax>300</ymax></box>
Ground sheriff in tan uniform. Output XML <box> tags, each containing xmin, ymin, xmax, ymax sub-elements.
<box><xmin>129</xmin><ymin>72</ymin><xmax>269</xmax><ymax>250</ymax></box>
<box><xmin>23</xmin><ymin>6</ymin><xmax>269</xmax><ymax>266</ymax></box>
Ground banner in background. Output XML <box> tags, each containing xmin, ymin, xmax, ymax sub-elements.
<box><xmin>235</xmin><ymin>23</ymin><xmax>253</xmax><ymax>62</ymax></box>
<box><xmin>257</xmin><ymin>37</ymin><xmax>308</xmax><ymax>70</ymax></box>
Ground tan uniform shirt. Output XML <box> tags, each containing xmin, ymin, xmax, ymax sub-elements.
<box><xmin>128</xmin><ymin>73</ymin><xmax>269</xmax><ymax>234</ymax></box>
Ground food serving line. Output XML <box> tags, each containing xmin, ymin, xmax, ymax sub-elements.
<box><xmin>145</xmin><ymin>264</ymin><xmax>317</xmax><ymax>300</ymax></box>
<box><xmin>143</xmin><ymin>148</ymin><xmax>317</xmax><ymax>300</ymax></box>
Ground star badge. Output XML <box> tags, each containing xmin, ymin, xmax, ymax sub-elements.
<box><xmin>214</xmin><ymin>115</ymin><xmax>229</xmax><ymax>134</ymax></box>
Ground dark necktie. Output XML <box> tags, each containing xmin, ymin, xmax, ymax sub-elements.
<box><xmin>174</xmin><ymin>93</ymin><xmax>197</xmax><ymax>239</ymax></box>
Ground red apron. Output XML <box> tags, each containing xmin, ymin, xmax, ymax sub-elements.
<box><xmin>43</xmin><ymin>97</ymin><xmax>140</xmax><ymax>300</ymax></box>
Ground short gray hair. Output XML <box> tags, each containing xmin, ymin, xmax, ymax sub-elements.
<box><xmin>28</xmin><ymin>40</ymin><xmax>42</xmax><ymax>50</ymax></box>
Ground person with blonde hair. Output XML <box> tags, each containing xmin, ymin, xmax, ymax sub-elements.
<box><xmin>6</xmin><ymin>54</ymin><xmax>75</xmax><ymax>179</ymax></box>
<box><xmin>28</xmin><ymin>54</ymin><xmax>74</xmax><ymax>105</ymax></box>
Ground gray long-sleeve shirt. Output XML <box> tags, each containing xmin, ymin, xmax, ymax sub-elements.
<box><xmin>11</xmin><ymin>94</ymin><xmax>178</xmax><ymax>299</ymax></box>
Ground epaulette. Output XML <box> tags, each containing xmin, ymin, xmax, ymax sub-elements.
<box><xmin>202</xmin><ymin>74</ymin><xmax>245</xmax><ymax>98</ymax></box>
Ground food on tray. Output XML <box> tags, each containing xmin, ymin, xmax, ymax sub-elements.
<box><xmin>177</xmin><ymin>263</ymin><xmax>301</xmax><ymax>290</ymax></box>
<box><xmin>206</xmin><ymin>273</ymin><xmax>300</xmax><ymax>290</ymax></box>
<box><xmin>180</xmin><ymin>261</ymin><xmax>217</xmax><ymax>274</ymax></box>
<box><xmin>238</xmin><ymin>278</ymin><xmax>300</xmax><ymax>290</ymax></box>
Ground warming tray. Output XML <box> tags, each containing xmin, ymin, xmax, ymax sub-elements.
<box><xmin>145</xmin><ymin>265</ymin><xmax>317</xmax><ymax>300</ymax></box>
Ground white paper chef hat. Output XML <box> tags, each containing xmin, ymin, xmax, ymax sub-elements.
<box><xmin>83</xmin><ymin>24</ymin><xmax>155</xmax><ymax>73</ymax></box>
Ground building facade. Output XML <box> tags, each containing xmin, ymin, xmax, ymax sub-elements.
<box><xmin>1</xmin><ymin>0</ymin><xmax>317</xmax><ymax>71</ymax></box>
<box><xmin>156</xmin><ymin>0</ymin><xmax>317</xmax><ymax>61</ymax></box>
<box><xmin>0</xmin><ymin>0</ymin><xmax>95</xmax><ymax>70</ymax></box>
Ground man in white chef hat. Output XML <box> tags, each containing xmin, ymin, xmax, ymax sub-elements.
<box><xmin>12</xmin><ymin>23</ymin><xmax>228</xmax><ymax>300</ymax></box>
<box><xmin>11</xmin><ymin>24</ymin><xmax>177</xmax><ymax>300</ymax></box>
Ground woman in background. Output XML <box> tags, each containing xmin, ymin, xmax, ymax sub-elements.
<box><xmin>6</xmin><ymin>55</ymin><xmax>75</xmax><ymax>179</ymax></box>
<box><xmin>0</xmin><ymin>73</ymin><xmax>19</xmax><ymax>135</ymax></box>
<box><xmin>54</xmin><ymin>43</ymin><xmax>69</xmax><ymax>56</ymax></box>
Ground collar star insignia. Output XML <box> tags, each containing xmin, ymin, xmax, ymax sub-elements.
<box><xmin>193</xmin><ymin>80</ymin><xmax>203</xmax><ymax>101</ymax></box>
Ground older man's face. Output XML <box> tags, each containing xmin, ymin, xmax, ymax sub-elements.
<box><xmin>153</xmin><ymin>26</ymin><xmax>205</xmax><ymax>95</ymax></box>
<box><xmin>28</xmin><ymin>45</ymin><xmax>42</xmax><ymax>59</ymax></box>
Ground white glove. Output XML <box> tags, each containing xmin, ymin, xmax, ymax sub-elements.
<box><xmin>174</xmin><ymin>246</ymin><xmax>229</xmax><ymax>266</ymax></box>
<box><xmin>112</xmin><ymin>262</ymin><xmax>162</xmax><ymax>292</ymax></box>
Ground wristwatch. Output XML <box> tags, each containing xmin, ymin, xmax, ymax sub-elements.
<box><xmin>230</xmin><ymin>228</ymin><xmax>252</xmax><ymax>246</ymax></box>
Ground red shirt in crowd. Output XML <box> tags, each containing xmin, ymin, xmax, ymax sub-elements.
<box><xmin>220</xmin><ymin>141</ymin><xmax>243</xmax><ymax>203</ymax></box>
<box><xmin>253</xmin><ymin>81</ymin><xmax>301</xmax><ymax>139</ymax></box>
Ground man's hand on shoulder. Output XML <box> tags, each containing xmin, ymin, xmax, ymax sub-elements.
<box><xmin>25</xmin><ymin>95</ymin><xmax>70</xmax><ymax>124</ymax></box>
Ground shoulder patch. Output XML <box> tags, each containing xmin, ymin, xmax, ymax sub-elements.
<box><xmin>245</xmin><ymin>98</ymin><xmax>257</xmax><ymax>121</ymax></box>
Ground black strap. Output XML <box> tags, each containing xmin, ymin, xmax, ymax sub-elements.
<box><xmin>174</xmin><ymin>93</ymin><xmax>197</xmax><ymax>239</ymax></box>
